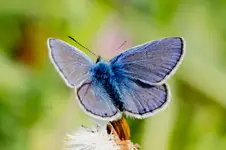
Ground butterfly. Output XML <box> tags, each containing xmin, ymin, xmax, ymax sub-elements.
<box><xmin>47</xmin><ymin>37</ymin><xmax>185</xmax><ymax>121</ymax></box>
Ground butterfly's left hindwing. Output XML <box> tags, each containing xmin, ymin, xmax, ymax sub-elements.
<box><xmin>77</xmin><ymin>79</ymin><xmax>121</xmax><ymax>121</ymax></box>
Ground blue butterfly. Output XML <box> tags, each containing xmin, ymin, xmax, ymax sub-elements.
<box><xmin>47</xmin><ymin>37</ymin><xmax>185</xmax><ymax>121</ymax></box>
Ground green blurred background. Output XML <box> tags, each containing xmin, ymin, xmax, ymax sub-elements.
<box><xmin>1</xmin><ymin>0</ymin><xmax>226</xmax><ymax>150</ymax></box>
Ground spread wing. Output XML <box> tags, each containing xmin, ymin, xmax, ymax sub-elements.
<box><xmin>48</xmin><ymin>38</ymin><xmax>94</xmax><ymax>88</ymax></box>
<box><xmin>77</xmin><ymin>79</ymin><xmax>121</xmax><ymax>121</ymax></box>
<box><xmin>110</xmin><ymin>37</ymin><xmax>185</xmax><ymax>85</ymax></box>
<box><xmin>117</xmin><ymin>78</ymin><xmax>170</xmax><ymax>118</ymax></box>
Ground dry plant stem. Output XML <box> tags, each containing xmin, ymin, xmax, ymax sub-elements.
<box><xmin>107</xmin><ymin>117</ymin><xmax>139</xmax><ymax>150</ymax></box>
<box><xmin>108</xmin><ymin>116</ymin><xmax>131</xmax><ymax>140</ymax></box>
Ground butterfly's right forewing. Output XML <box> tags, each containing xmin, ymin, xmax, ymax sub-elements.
<box><xmin>48</xmin><ymin>38</ymin><xmax>94</xmax><ymax>88</ymax></box>
<box><xmin>110</xmin><ymin>37</ymin><xmax>185</xmax><ymax>85</ymax></box>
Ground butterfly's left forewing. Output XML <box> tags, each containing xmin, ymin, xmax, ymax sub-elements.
<box><xmin>48</xmin><ymin>38</ymin><xmax>94</xmax><ymax>88</ymax></box>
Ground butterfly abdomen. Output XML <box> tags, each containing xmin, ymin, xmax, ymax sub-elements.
<box><xmin>90</xmin><ymin>61</ymin><xmax>123</xmax><ymax>111</ymax></box>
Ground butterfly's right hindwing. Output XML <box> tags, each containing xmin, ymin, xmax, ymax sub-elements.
<box><xmin>117</xmin><ymin>78</ymin><xmax>170</xmax><ymax>119</ymax></box>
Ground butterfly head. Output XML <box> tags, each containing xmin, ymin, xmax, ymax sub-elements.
<box><xmin>96</xmin><ymin>56</ymin><xmax>102</xmax><ymax>63</ymax></box>
<box><xmin>91</xmin><ymin>58</ymin><xmax>112</xmax><ymax>81</ymax></box>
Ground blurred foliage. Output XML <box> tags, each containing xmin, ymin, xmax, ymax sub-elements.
<box><xmin>1</xmin><ymin>0</ymin><xmax>226</xmax><ymax>150</ymax></box>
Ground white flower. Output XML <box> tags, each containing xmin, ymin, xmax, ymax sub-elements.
<box><xmin>64</xmin><ymin>123</ymin><xmax>139</xmax><ymax>150</ymax></box>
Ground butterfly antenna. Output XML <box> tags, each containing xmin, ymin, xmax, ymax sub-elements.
<box><xmin>116</xmin><ymin>41</ymin><xmax>127</xmax><ymax>51</ymax></box>
<box><xmin>68</xmin><ymin>36</ymin><xmax>97</xmax><ymax>57</ymax></box>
